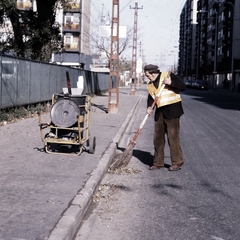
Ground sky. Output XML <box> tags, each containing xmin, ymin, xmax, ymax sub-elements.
<box><xmin>90</xmin><ymin>0</ymin><xmax>187</xmax><ymax>71</ymax></box>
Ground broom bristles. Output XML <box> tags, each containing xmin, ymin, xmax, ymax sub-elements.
<box><xmin>110</xmin><ymin>141</ymin><xmax>136</xmax><ymax>170</ymax></box>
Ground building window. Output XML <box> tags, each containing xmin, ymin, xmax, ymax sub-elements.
<box><xmin>64</xmin><ymin>14</ymin><xmax>80</xmax><ymax>30</ymax></box>
<box><xmin>64</xmin><ymin>33</ymin><xmax>79</xmax><ymax>51</ymax></box>
<box><xmin>207</xmin><ymin>37</ymin><xmax>212</xmax><ymax>45</ymax></box>
<box><xmin>218</xmin><ymin>12</ymin><xmax>224</xmax><ymax>22</ymax></box>
<box><xmin>221</xmin><ymin>12</ymin><xmax>225</xmax><ymax>21</ymax></box>
<box><xmin>207</xmin><ymin>23</ymin><xmax>212</xmax><ymax>32</ymax></box>
<box><xmin>65</xmin><ymin>0</ymin><xmax>81</xmax><ymax>11</ymax></box>
<box><xmin>218</xmin><ymin>29</ymin><xmax>223</xmax><ymax>39</ymax></box>
<box><xmin>228</xmin><ymin>11</ymin><xmax>232</xmax><ymax>18</ymax></box>
<box><xmin>218</xmin><ymin>46</ymin><xmax>222</xmax><ymax>56</ymax></box>
<box><xmin>16</xmin><ymin>0</ymin><xmax>31</xmax><ymax>10</ymax></box>
<box><xmin>227</xmin><ymin>50</ymin><xmax>230</xmax><ymax>57</ymax></box>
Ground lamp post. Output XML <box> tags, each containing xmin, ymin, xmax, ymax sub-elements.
<box><xmin>171</xmin><ymin>51</ymin><xmax>177</xmax><ymax>74</ymax></box>
<box><xmin>226</xmin><ymin>1</ymin><xmax>235</xmax><ymax>91</ymax></box>
<box><xmin>213</xmin><ymin>7</ymin><xmax>218</xmax><ymax>88</ymax></box>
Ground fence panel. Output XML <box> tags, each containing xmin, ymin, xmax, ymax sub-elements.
<box><xmin>17</xmin><ymin>59</ymin><xmax>31</xmax><ymax>106</ymax></box>
<box><xmin>1</xmin><ymin>57</ymin><xmax>18</xmax><ymax>108</ymax></box>
<box><xmin>96</xmin><ymin>72</ymin><xmax>108</xmax><ymax>91</ymax></box>
<box><xmin>29</xmin><ymin>61</ymin><xmax>41</xmax><ymax>105</ymax></box>
<box><xmin>55</xmin><ymin>65</ymin><xmax>68</xmax><ymax>94</ymax></box>
<box><xmin>40</xmin><ymin>63</ymin><xmax>51</xmax><ymax>102</ymax></box>
<box><xmin>0</xmin><ymin>55</ymin><xmax>111</xmax><ymax>110</ymax></box>
<box><xmin>48</xmin><ymin>64</ymin><xmax>57</xmax><ymax>97</ymax></box>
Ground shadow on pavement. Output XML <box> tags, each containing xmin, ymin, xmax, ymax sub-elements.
<box><xmin>182</xmin><ymin>89</ymin><xmax>240</xmax><ymax>111</ymax></box>
<box><xmin>133</xmin><ymin>149</ymin><xmax>153</xmax><ymax>166</ymax></box>
<box><xmin>91</xmin><ymin>103</ymin><xmax>108</xmax><ymax>113</ymax></box>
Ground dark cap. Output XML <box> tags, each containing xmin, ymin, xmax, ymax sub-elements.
<box><xmin>144</xmin><ymin>64</ymin><xmax>159</xmax><ymax>72</ymax></box>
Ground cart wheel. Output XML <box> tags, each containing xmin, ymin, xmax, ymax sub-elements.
<box><xmin>86</xmin><ymin>138</ymin><xmax>90</xmax><ymax>147</ymax></box>
<box><xmin>86</xmin><ymin>131</ymin><xmax>91</xmax><ymax>147</ymax></box>
<box><xmin>89</xmin><ymin>137</ymin><xmax>96</xmax><ymax>154</ymax></box>
<box><xmin>45</xmin><ymin>143</ymin><xmax>50</xmax><ymax>153</ymax></box>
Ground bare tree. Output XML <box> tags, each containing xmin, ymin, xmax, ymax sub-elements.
<box><xmin>89</xmin><ymin>24</ymin><xmax>133</xmax><ymax>59</ymax></box>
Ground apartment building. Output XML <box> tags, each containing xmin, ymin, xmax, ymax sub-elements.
<box><xmin>1</xmin><ymin>0</ymin><xmax>91</xmax><ymax>70</ymax></box>
<box><xmin>52</xmin><ymin>0</ymin><xmax>92</xmax><ymax>70</ymax></box>
<box><xmin>179</xmin><ymin>0</ymin><xmax>240</xmax><ymax>90</ymax></box>
<box><xmin>178</xmin><ymin>0</ymin><xmax>198</xmax><ymax>79</ymax></box>
<box><xmin>16</xmin><ymin>0</ymin><xmax>32</xmax><ymax>10</ymax></box>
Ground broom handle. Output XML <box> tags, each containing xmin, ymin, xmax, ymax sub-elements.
<box><xmin>66</xmin><ymin>71</ymin><xmax>72</xmax><ymax>95</ymax></box>
<box><xmin>131</xmin><ymin>83</ymin><xmax>165</xmax><ymax>142</ymax></box>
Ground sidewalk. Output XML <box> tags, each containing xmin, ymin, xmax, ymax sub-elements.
<box><xmin>0</xmin><ymin>86</ymin><xmax>143</xmax><ymax>240</ymax></box>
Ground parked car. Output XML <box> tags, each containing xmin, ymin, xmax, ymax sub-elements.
<box><xmin>184</xmin><ymin>80</ymin><xmax>193</xmax><ymax>88</ymax></box>
<box><xmin>192</xmin><ymin>80</ymin><xmax>208</xmax><ymax>90</ymax></box>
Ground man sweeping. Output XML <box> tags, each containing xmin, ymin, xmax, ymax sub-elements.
<box><xmin>144</xmin><ymin>64</ymin><xmax>186</xmax><ymax>171</ymax></box>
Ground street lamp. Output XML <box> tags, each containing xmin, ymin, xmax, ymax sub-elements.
<box><xmin>225</xmin><ymin>1</ymin><xmax>235</xmax><ymax>91</ymax></box>
<box><xmin>171</xmin><ymin>50</ymin><xmax>178</xmax><ymax>74</ymax></box>
<box><xmin>213</xmin><ymin>7</ymin><xmax>218</xmax><ymax>88</ymax></box>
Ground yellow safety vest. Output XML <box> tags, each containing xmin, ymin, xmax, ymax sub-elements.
<box><xmin>147</xmin><ymin>72</ymin><xmax>182</xmax><ymax>108</ymax></box>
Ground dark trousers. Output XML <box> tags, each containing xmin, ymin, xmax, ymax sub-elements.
<box><xmin>153</xmin><ymin>111</ymin><xmax>183</xmax><ymax>166</ymax></box>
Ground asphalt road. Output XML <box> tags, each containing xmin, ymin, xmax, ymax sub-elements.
<box><xmin>75</xmin><ymin>88</ymin><xmax>240</xmax><ymax>240</ymax></box>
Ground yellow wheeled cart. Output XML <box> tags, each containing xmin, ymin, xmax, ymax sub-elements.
<box><xmin>38</xmin><ymin>93</ymin><xmax>96</xmax><ymax>156</ymax></box>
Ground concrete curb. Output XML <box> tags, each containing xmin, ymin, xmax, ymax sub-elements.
<box><xmin>47</xmin><ymin>93</ymin><xmax>143</xmax><ymax>240</ymax></box>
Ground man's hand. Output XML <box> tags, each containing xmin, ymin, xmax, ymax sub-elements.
<box><xmin>147</xmin><ymin>107</ymin><xmax>153</xmax><ymax>115</ymax></box>
<box><xmin>163</xmin><ymin>77</ymin><xmax>171</xmax><ymax>85</ymax></box>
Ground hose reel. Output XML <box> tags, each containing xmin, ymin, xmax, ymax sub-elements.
<box><xmin>50</xmin><ymin>98</ymin><xmax>80</xmax><ymax>127</ymax></box>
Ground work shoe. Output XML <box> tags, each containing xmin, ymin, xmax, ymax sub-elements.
<box><xmin>168</xmin><ymin>162</ymin><xmax>184</xmax><ymax>171</ymax></box>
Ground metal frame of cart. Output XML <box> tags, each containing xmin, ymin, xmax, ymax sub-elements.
<box><xmin>38</xmin><ymin>93</ymin><xmax>96</xmax><ymax>156</ymax></box>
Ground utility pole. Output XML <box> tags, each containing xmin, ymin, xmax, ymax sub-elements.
<box><xmin>108</xmin><ymin>0</ymin><xmax>120</xmax><ymax>114</ymax></box>
<box><xmin>130</xmin><ymin>2</ymin><xmax>143</xmax><ymax>94</ymax></box>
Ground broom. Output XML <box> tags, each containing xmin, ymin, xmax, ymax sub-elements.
<box><xmin>110</xmin><ymin>82</ymin><xmax>166</xmax><ymax>170</ymax></box>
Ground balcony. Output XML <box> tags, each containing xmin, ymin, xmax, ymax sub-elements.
<box><xmin>16</xmin><ymin>1</ymin><xmax>31</xmax><ymax>10</ymax></box>
<box><xmin>63</xmin><ymin>23</ymin><xmax>80</xmax><ymax>31</ymax></box>
<box><xmin>64</xmin><ymin>2</ymin><xmax>81</xmax><ymax>12</ymax></box>
<box><xmin>64</xmin><ymin>43</ymin><xmax>79</xmax><ymax>51</ymax></box>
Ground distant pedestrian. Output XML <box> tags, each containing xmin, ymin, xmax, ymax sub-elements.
<box><xmin>144</xmin><ymin>64</ymin><xmax>186</xmax><ymax>171</ymax></box>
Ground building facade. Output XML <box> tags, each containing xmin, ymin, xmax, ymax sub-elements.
<box><xmin>179</xmin><ymin>0</ymin><xmax>240</xmax><ymax>90</ymax></box>
<box><xmin>179</xmin><ymin>0</ymin><xmax>198</xmax><ymax>80</ymax></box>
<box><xmin>52</xmin><ymin>0</ymin><xmax>92</xmax><ymax>70</ymax></box>
<box><xmin>1</xmin><ymin>0</ymin><xmax>92</xmax><ymax>70</ymax></box>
